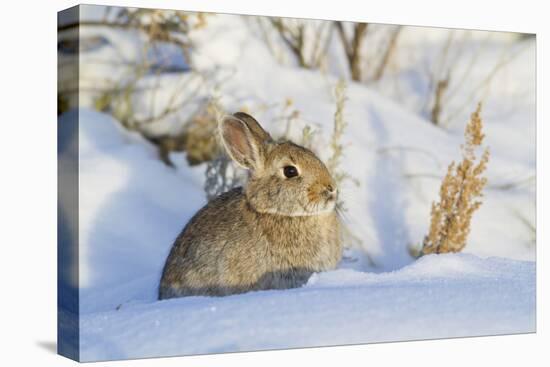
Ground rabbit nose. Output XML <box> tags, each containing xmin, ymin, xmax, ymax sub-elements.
<box><xmin>324</xmin><ymin>185</ymin><xmax>337</xmax><ymax>200</ymax></box>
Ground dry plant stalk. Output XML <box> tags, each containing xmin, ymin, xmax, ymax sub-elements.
<box><xmin>422</xmin><ymin>103</ymin><xmax>490</xmax><ymax>254</ymax></box>
<box><xmin>300</xmin><ymin>125</ymin><xmax>317</xmax><ymax>150</ymax></box>
<box><xmin>371</xmin><ymin>26</ymin><xmax>402</xmax><ymax>82</ymax></box>
<box><xmin>335</xmin><ymin>22</ymin><xmax>369</xmax><ymax>81</ymax></box>
<box><xmin>181</xmin><ymin>101</ymin><xmax>220</xmax><ymax>165</ymax></box>
<box><xmin>430</xmin><ymin>76</ymin><xmax>450</xmax><ymax>125</ymax></box>
<box><xmin>269</xmin><ymin>18</ymin><xmax>308</xmax><ymax>68</ymax></box>
<box><xmin>325</xmin><ymin>81</ymin><xmax>367</xmax><ymax>258</ymax></box>
<box><xmin>268</xmin><ymin>18</ymin><xmax>333</xmax><ymax>69</ymax></box>
<box><xmin>327</xmin><ymin>80</ymin><xmax>348</xmax><ymax>185</ymax></box>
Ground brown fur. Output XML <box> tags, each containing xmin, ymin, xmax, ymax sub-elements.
<box><xmin>159</xmin><ymin>112</ymin><xmax>342</xmax><ymax>299</ymax></box>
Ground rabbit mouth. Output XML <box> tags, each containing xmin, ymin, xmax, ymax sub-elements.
<box><xmin>323</xmin><ymin>197</ymin><xmax>337</xmax><ymax>211</ymax></box>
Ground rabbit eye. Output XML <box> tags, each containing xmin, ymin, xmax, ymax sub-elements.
<box><xmin>283</xmin><ymin>165</ymin><xmax>299</xmax><ymax>178</ymax></box>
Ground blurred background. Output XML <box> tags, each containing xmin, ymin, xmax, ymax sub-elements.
<box><xmin>58</xmin><ymin>6</ymin><xmax>535</xmax><ymax>162</ymax></box>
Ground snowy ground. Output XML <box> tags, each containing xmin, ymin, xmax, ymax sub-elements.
<box><xmin>58</xmin><ymin>5</ymin><xmax>536</xmax><ymax>362</ymax></box>
<box><xmin>80</xmin><ymin>254</ymin><xmax>535</xmax><ymax>361</ymax></box>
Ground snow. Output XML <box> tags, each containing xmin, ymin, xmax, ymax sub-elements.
<box><xmin>79</xmin><ymin>253</ymin><xmax>534</xmax><ymax>361</ymax></box>
<box><xmin>60</xmin><ymin>5</ymin><xmax>536</xmax><ymax>362</ymax></box>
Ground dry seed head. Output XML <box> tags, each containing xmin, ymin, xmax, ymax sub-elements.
<box><xmin>421</xmin><ymin>103</ymin><xmax>490</xmax><ymax>255</ymax></box>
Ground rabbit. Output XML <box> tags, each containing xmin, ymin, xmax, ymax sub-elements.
<box><xmin>158</xmin><ymin>112</ymin><xmax>342</xmax><ymax>299</ymax></box>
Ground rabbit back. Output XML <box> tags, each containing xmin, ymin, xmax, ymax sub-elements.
<box><xmin>159</xmin><ymin>187</ymin><xmax>341</xmax><ymax>299</ymax></box>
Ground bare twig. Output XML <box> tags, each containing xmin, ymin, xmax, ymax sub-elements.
<box><xmin>430</xmin><ymin>75</ymin><xmax>450</xmax><ymax>125</ymax></box>
<box><xmin>269</xmin><ymin>18</ymin><xmax>307</xmax><ymax>67</ymax></box>
<box><xmin>371</xmin><ymin>26</ymin><xmax>402</xmax><ymax>82</ymax></box>
<box><xmin>513</xmin><ymin>209</ymin><xmax>536</xmax><ymax>246</ymax></box>
<box><xmin>422</xmin><ymin>30</ymin><xmax>455</xmax><ymax>116</ymax></box>
<box><xmin>335</xmin><ymin>22</ymin><xmax>368</xmax><ymax>81</ymax></box>
<box><xmin>487</xmin><ymin>175</ymin><xmax>535</xmax><ymax>191</ymax></box>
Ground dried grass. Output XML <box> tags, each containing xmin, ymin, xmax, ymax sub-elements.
<box><xmin>421</xmin><ymin>103</ymin><xmax>490</xmax><ymax>254</ymax></box>
<box><xmin>181</xmin><ymin>101</ymin><xmax>220</xmax><ymax>166</ymax></box>
<box><xmin>267</xmin><ymin>18</ymin><xmax>333</xmax><ymax>69</ymax></box>
<box><xmin>327</xmin><ymin>80</ymin><xmax>349</xmax><ymax>185</ymax></box>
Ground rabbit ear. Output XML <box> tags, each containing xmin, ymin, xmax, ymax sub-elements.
<box><xmin>220</xmin><ymin>114</ymin><xmax>270</xmax><ymax>171</ymax></box>
<box><xmin>232</xmin><ymin>112</ymin><xmax>271</xmax><ymax>142</ymax></box>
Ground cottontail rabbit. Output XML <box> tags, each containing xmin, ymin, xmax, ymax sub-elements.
<box><xmin>159</xmin><ymin>112</ymin><xmax>342</xmax><ymax>299</ymax></box>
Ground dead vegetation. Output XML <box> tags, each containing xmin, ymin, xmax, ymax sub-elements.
<box><xmin>326</xmin><ymin>80</ymin><xmax>349</xmax><ymax>185</ymax></box>
<box><xmin>513</xmin><ymin>209</ymin><xmax>536</xmax><ymax>248</ymax></box>
<box><xmin>262</xmin><ymin>19</ymin><xmax>401</xmax><ymax>83</ymax></box>
<box><xmin>73</xmin><ymin>9</ymin><xmax>219</xmax><ymax>167</ymax></box>
<box><xmin>424</xmin><ymin>30</ymin><xmax>529</xmax><ymax>127</ymax></box>
<box><xmin>324</xmin><ymin>81</ymin><xmax>367</xmax><ymax>259</ymax></box>
<box><xmin>421</xmin><ymin>103</ymin><xmax>490</xmax><ymax>255</ymax></box>
<box><xmin>268</xmin><ymin>18</ymin><xmax>333</xmax><ymax>69</ymax></box>
<box><xmin>335</xmin><ymin>22</ymin><xmax>368</xmax><ymax>81</ymax></box>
